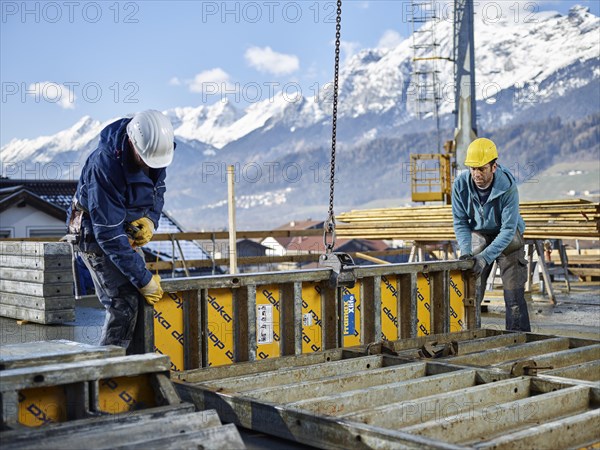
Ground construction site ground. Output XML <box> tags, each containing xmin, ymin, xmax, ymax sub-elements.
<box><xmin>1</xmin><ymin>280</ymin><xmax>598</xmax><ymax>449</ymax></box>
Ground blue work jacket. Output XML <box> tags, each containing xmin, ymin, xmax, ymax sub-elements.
<box><xmin>451</xmin><ymin>164</ymin><xmax>525</xmax><ymax>264</ymax></box>
<box><xmin>74</xmin><ymin>118</ymin><xmax>167</xmax><ymax>289</ymax></box>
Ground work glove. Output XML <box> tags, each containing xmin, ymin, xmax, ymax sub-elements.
<box><xmin>139</xmin><ymin>274</ymin><xmax>163</xmax><ymax>306</ymax></box>
<box><xmin>130</xmin><ymin>217</ymin><xmax>155</xmax><ymax>247</ymax></box>
<box><xmin>460</xmin><ymin>254</ymin><xmax>487</xmax><ymax>276</ymax></box>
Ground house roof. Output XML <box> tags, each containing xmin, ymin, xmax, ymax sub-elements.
<box><xmin>271</xmin><ymin>219</ymin><xmax>324</xmax><ymax>248</ymax></box>
<box><xmin>0</xmin><ymin>187</ymin><xmax>67</xmax><ymax>221</ymax></box>
<box><xmin>0</xmin><ymin>179</ymin><xmax>77</xmax><ymax>211</ymax></box>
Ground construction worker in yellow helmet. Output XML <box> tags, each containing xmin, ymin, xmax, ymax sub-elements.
<box><xmin>452</xmin><ymin>138</ymin><xmax>531</xmax><ymax>331</ymax></box>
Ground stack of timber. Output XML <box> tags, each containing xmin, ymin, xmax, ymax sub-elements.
<box><xmin>0</xmin><ymin>340</ymin><xmax>245</xmax><ymax>449</ymax></box>
<box><xmin>0</xmin><ymin>242</ymin><xmax>75</xmax><ymax>324</ymax></box>
<box><xmin>337</xmin><ymin>199</ymin><xmax>600</xmax><ymax>241</ymax></box>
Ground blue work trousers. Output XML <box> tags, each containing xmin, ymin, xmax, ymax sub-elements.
<box><xmin>80</xmin><ymin>250</ymin><xmax>142</xmax><ymax>350</ymax></box>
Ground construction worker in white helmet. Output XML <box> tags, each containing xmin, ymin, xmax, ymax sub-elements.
<box><xmin>67</xmin><ymin>110</ymin><xmax>175</xmax><ymax>352</ymax></box>
<box><xmin>452</xmin><ymin>138</ymin><xmax>531</xmax><ymax>331</ymax></box>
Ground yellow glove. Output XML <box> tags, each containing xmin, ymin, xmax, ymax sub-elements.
<box><xmin>139</xmin><ymin>274</ymin><xmax>163</xmax><ymax>306</ymax></box>
<box><xmin>131</xmin><ymin>217</ymin><xmax>155</xmax><ymax>246</ymax></box>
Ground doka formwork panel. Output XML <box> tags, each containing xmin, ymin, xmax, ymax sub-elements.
<box><xmin>0</xmin><ymin>338</ymin><xmax>247</xmax><ymax>450</ymax></box>
<box><xmin>0</xmin><ymin>280</ymin><xmax>75</xmax><ymax>298</ymax></box>
<box><xmin>174</xmin><ymin>353</ymin><xmax>600</xmax><ymax>449</ymax></box>
<box><xmin>0</xmin><ymin>304</ymin><xmax>75</xmax><ymax>325</ymax></box>
<box><xmin>0</xmin><ymin>267</ymin><xmax>73</xmax><ymax>284</ymax></box>
<box><xmin>156</xmin><ymin>260</ymin><xmax>477</xmax><ymax>371</ymax></box>
<box><xmin>2</xmin><ymin>411</ymin><xmax>245</xmax><ymax>450</ymax></box>
<box><xmin>0</xmin><ymin>242</ymin><xmax>71</xmax><ymax>257</ymax></box>
<box><xmin>0</xmin><ymin>255</ymin><xmax>71</xmax><ymax>271</ymax></box>
<box><xmin>0</xmin><ymin>353</ymin><xmax>181</xmax><ymax>429</ymax></box>
<box><xmin>0</xmin><ymin>292</ymin><xmax>75</xmax><ymax>310</ymax></box>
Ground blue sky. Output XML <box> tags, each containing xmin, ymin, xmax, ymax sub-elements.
<box><xmin>1</xmin><ymin>0</ymin><xmax>598</xmax><ymax>146</ymax></box>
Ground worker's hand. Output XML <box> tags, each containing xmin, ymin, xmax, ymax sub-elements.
<box><xmin>131</xmin><ymin>217</ymin><xmax>155</xmax><ymax>246</ymax></box>
<box><xmin>471</xmin><ymin>255</ymin><xmax>487</xmax><ymax>276</ymax></box>
<box><xmin>140</xmin><ymin>274</ymin><xmax>163</xmax><ymax>306</ymax></box>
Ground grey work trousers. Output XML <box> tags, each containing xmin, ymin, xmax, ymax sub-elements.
<box><xmin>472</xmin><ymin>232</ymin><xmax>531</xmax><ymax>332</ymax></box>
<box><xmin>80</xmin><ymin>250</ymin><xmax>142</xmax><ymax>350</ymax></box>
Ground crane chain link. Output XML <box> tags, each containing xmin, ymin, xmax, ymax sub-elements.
<box><xmin>324</xmin><ymin>0</ymin><xmax>342</xmax><ymax>255</ymax></box>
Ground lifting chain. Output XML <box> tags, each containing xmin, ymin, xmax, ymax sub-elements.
<box><xmin>323</xmin><ymin>0</ymin><xmax>343</xmax><ymax>254</ymax></box>
<box><xmin>319</xmin><ymin>0</ymin><xmax>355</xmax><ymax>289</ymax></box>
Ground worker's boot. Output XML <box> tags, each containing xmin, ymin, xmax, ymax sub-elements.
<box><xmin>503</xmin><ymin>288</ymin><xmax>531</xmax><ymax>332</ymax></box>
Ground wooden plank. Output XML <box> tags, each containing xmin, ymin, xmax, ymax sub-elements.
<box><xmin>0</xmin><ymin>304</ymin><xmax>75</xmax><ymax>325</ymax></box>
<box><xmin>0</xmin><ymin>340</ymin><xmax>124</xmax><ymax>370</ymax></box>
<box><xmin>0</xmin><ymin>280</ymin><xmax>74</xmax><ymax>298</ymax></box>
<box><xmin>0</xmin><ymin>292</ymin><xmax>74</xmax><ymax>310</ymax></box>
<box><xmin>0</xmin><ymin>267</ymin><xmax>73</xmax><ymax>284</ymax></box>
<box><xmin>0</xmin><ymin>354</ymin><xmax>171</xmax><ymax>392</ymax></box>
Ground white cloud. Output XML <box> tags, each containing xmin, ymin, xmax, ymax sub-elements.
<box><xmin>28</xmin><ymin>82</ymin><xmax>76</xmax><ymax>109</ymax></box>
<box><xmin>169</xmin><ymin>77</ymin><xmax>181</xmax><ymax>86</ymax></box>
<box><xmin>340</xmin><ymin>40</ymin><xmax>361</xmax><ymax>63</ymax></box>
<box><xmin>377</xmin><ymin>30</ymin><xmax>403</xmax><ymax>50</ymax></box>
<box><xmin>187</xmin><ymin>68</ymin><xmax>235</xmax><ymax>94</ymax></box>
<box><xmin>244</xmin><ymin>46</ymin><xmax>300</xmax><ymax>76</ymax></box>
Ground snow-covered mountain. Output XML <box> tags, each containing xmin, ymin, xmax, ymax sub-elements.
<box><xmin>2</xmin><ymin>5</ymin><xmax>599</xmax><ymax>229</ymax></box>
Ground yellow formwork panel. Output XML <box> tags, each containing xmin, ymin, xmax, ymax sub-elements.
<box><xmin>380</xmin><ymin>275</ymin><xmax>399</xmax><ymax>341</ymax></box>
<box><xmin>206</xmin><ymin>288</ymin><xmax>235</xmax><ymax>367</ymax></box>
<box><xmin>18</xmin><ymin>386</ymin><xmax>66</xmax><ymax>427</ymax></box>
<box><xmin>417</xmin><ymin>273</ymin><xmax>432</xmax><ymax>336</ymax></box>
<box><xmin>341</xmin><ymin>283</ymin><xmax>361</xmax><ymax>347</ymax></box>
<box><xmin>301</xmin><ymin>282</ymin><xmax>323</xmax><ymax>353</ymax></box>
<box><xmin>154</xmin><ymin>292</ymin><xmax>185</xmax><ymax>371</ymax></box>
<box><xmin>98</xmin><ymin>375</ymin><xmax>156</xmax><ymax>414</ymax></box>
<box><xmin>256</xmin><ymin>285</ymin><xmax>281</xmax><ymax>360</ymax></box>
<box><xmin>449</xmin><ymin>271</ymin><xmax>466</xmax><ymax>332</ymax></box>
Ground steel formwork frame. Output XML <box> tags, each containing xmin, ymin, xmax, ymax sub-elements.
<box><xmin>173</xmin><ymin>329</ymin><xmax>600</xmax><ymax>449</ymax></box>
<box><xmin>150</xmin><ymin>260</ymin><xmax>477</xmax><ymax>371</ymax></box>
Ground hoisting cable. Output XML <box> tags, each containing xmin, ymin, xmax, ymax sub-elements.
<box><xmin>323</xmin><ymin>0</ymin><xmax>343</xmax><ymax>255</ymax></box>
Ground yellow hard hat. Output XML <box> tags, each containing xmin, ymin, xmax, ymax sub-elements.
<box><xmin>465</xmin><ymin>138</ymin><xmax>498</xmax><ymax>167</ymax></box>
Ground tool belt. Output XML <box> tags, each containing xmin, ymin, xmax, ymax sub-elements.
<box><xmin>67</xmin><ymin>198</ymin><xmax>96</xmax><ymax>251</ymax></box>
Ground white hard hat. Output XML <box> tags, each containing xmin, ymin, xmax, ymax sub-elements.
<box><xmin>126</xmin><ymin>110</ymin><xmax>175</xmax><ymax>168</ymax></box>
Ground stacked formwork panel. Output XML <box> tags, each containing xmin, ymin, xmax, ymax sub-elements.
<box><xmin>0</xmin><ymin>242</ymin><xmax>75</xmax><ymax>324</ymax></box>
<box><xmin>174</xmin><ymin>329</ymin><xmax>600</xmax><ymax>449</ymax></box>
<box><xmin>0</xmin><ymin>340</ymin><xmax>245</xmax><ymax>449</ymax></box>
